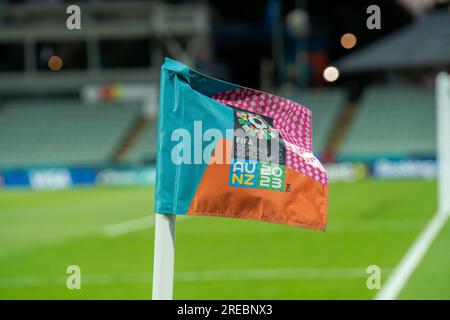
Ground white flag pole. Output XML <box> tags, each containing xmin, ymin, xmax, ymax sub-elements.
<box><xmin>152</xmin><ymin>213</ymin><xmax>176</xmax><ymax>300</ymax></box>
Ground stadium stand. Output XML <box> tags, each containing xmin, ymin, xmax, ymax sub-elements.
<box><xmin>338</xmin><ymin>86</ymin><xmax>436</xmax><ymax>160</ymax></box>
<box><xmin>121</xmin><ymin>121</ymin><xmax>158</xmax><ymax>164</ymax></box>
<box><xmin>0</xmin><ymin>100</ymin><xmax>141</xmax><ymax>168</ymax></box>
<box><xmin>0</xmin><ymin>86</ymin><xmax>437</xmax><ymax>168</ymax></box>
<box><xmin>278</xmin><ymin>88</ymin><xmax>346</xmax><ymax>156</ymax></box>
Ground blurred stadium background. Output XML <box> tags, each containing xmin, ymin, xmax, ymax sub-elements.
<box><xmin>0</xmin><ymin>0</ymin><xmax>449</xmax><ymax>299</ymax></box>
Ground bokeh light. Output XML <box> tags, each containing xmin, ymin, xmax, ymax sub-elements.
<box><xmin>48</xmin><ymin>55</ymin><xmax>63</xmax><ymax>71</ymax></box>
<box><xmin>340</xmin><ymin>33</ymin><xmax>357</xmax><ymax>49</ymax></box>
<box><xmin>323</xmin><ymin>66</ymin><xmax>339</xmax><ymax>82</ymax></box>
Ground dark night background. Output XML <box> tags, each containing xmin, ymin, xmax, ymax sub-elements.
<box><xmin>208</xmin><ymin>0</ymin><xmax>414</xmax><ymax>88</ymax></box>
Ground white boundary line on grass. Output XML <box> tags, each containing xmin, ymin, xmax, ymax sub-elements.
<box><xmin>103</xmin><ymin>215</ymin><xmax>188</xmax><ymax>237</ymax></box>
<box><xmin>375</xmin><ymin>210</ymin><xmax>449</xmax><ymax>300</ymax></box>
<box><xmin>0</xmin><ymin>267</ymin><xmax>372</xmax><ymax>288</ymax></box>
<box><xmin>105</xmin><ymin>217</ymin><xmax>427</xmax><ymax>237</ymax></box>
<box><xmin>104</xmin><ymin>216</ymin><xmax>154</xmax><ymax>237</ymax></box>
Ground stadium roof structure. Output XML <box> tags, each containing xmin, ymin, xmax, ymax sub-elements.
<box><xmin>334</xmin><ymin>10</ymin><xmax>450</xmax><ymax>73</ymax></box>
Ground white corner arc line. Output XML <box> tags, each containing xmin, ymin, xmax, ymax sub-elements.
<box><xmin>104</xmin><ymin>215</ymin><xmax>188</xmax><ymax>237</ymax></box>
<box><xmin>375</xmin><ymin>210</ymin><xmax>449</xmax><ymax>300</ymax></box>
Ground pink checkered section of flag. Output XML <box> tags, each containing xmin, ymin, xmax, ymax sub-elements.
<box><xmin>212</xmin><ymin>87</ymin><xmax>328</xmax><ymax>185</ymax></box>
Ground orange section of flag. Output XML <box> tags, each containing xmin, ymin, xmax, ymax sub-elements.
<box><xmin>187</xmin><ymin>139</ymin><xmax>328</xmax><ymax>230</ymax></box>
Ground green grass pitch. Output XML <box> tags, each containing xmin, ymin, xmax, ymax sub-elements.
<box><xmin>0</xmin><ymin>179</ymin><xmax>448</xmax><ymax>299</ymax></box>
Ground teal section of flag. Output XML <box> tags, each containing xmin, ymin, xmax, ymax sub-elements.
<box><xmin>155</xmin><ymin>58</ymin><xmax>237</xmax><ymax>214</ymax></box>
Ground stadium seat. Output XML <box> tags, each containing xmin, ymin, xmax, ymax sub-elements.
<box><xmin>121</xmin><ymin>121</ymin><xmax>158</xmax><ymax>163</ymax></box>
<box><xmin>338</xmin><ymin>86</ymin><xmax>435</xmax><ymax>160</ymax></box>
<box><xmin>0</xmin><ymin>99</ymin><xmax>141</xmax><ymax>168</ymax></box>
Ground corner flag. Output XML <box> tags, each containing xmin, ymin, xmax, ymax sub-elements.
<box><xmin>152</xmin><ymin>58</ymin><xmax>328</xmax><ymax>299</ymax></box>
<box><xmin>155</xmin><ymin>58</ymin><xmax>328</xmax><ymax>229</ymax></box>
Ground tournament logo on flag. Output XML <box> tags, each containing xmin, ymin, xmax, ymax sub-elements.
<box><xmin>155</xmin><ymin>58</ymin><xmax>328</xmax><ymax>231</ymax></box>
